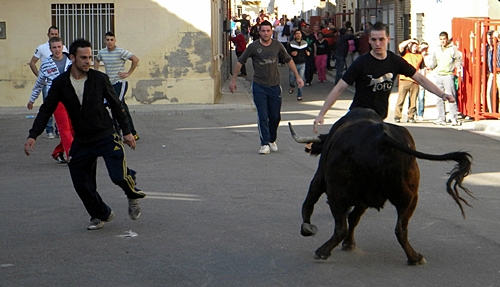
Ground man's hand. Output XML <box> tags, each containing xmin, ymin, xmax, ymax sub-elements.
<box><xmin>27</xmin><ymin>101</ymin><xmax>34</xmax><ymax>110</ymax></box>
<box><xmin>118</xmin><ymin>71</ymin><xmax>130</xmax><ymax>79</ymax></box>
<box><xmin>313</xmin><ymin>115</ymin><xmax>324</xmax><ymax>134</ymax></box>
<box><xmin>229</xmin><ymin>80</ymin><xmax>237</xmax><ymax>93</ymax></box>
<box><xmin>291</xmin><ymin>51</ymin><xmax>298</xmax><ymax>57</ymax></box>
<box><xmin>24</xmin><ymin>138</ymin><xmax>36</xmax><ymax>156</ymax></box>
<box><xmin>123</xmin><ymin>134</ymin><xmax>136</xmax><ymax>150</ymax></box>
<box><xmin>443</xmin><ymin>94</ymin><xmax>456</xmax><ymax>103</ymax></box>
<box><xmin>296</xmin><ymin>77</ymin><xmax>305</xmax><ymax>89</ymax></box>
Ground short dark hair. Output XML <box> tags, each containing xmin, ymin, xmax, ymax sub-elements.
<box><xmin>69</xmin><ymin>38</ymin><xmax>91</xmax><ymax>56</ymax></box>
<box><xmin>439</xmin><ymin>31</ymin><xmax>449</xmax><ymax>39</ymax></box>
<box><xmin>260</xmin><ymin>20</ymin><xmax>273</xmax><ymax>29</ymax></box>
<box><xmin>47</xmin><ymin>26</ymin><xmax>59</xmax><ymax>34</ymax></box>
<box><xmin>370</xmin><ymin>21</ymin><xmax>389</xmax><ymax>36</ymax></box>
<box><xmin>105</xmin><ymin>31</ymin><xmax>115</xmax><ymax>37</ymax></box>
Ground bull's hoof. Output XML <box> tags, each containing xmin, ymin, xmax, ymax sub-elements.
<box><xmin>301</xmin><ymin>223</ymin><xmax>318</xmax><ymax>237</ymax></box>
<box><xmin>407</xmin><ymin>254</ymin><xmax>427</xmax><ymax>265</ymax></box>
<box><xmin>341</xmin><ymin>242</ymin><xmax>356</xmax><ymax>250</ymax></box>
<box><xmin>313</xmin><ymin>250</ymin><xmax>331</xmax><ymax>260</ymax></box>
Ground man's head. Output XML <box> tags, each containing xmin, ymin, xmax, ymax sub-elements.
<box><xmin>47</xmin><ymin>26</ymin><xmax>59</xmax><ymax>39</ymax></box>
<box><xmin>235</xmin><ymin>29</ymin><xmax>241</xmax><ymax>35</ymax></box>
<box><xmin>369</xmin><ymin>22</ymin><xmax>390</xmax><ymax>57</ymax></box>
<box><xmin>365</xmin><ymin>22</ymin><xmax>373</xmax><ymax>31</ymax></box>
<box><xmin>49</xmin><ymin>37</ymin><xmax>64</xmax><ymax>60</ymax></box>
<box><xmin>303</xmin><ymin>24</ymin><xmax>311</xmax><ymax>33</ymax></box>
<box><xmin>419</xmin><ymin>41</ymin><xmax>429</xmax><ymax>53</ymax></box>
<box><xmin>69</xmin><ymin>38</ymin><xmax>92</xmax><ymax>74</ymax></box>
<box><xmin>408</xmin><ymin>39</ymin><xmax>420</xmax><ymax>53</ymax></box>
<box><xmin>259</xmin><ymin>20</ymin><xmax>273</xmax><ymax>42</ymax></box>
<box><xmin>439</xmin><ymin>31</ymin><xmax>449</xmax><ymax>47</ymax></box>
<box><xmin>346</xmin><ymin>27</ymin><xmax>354</xmax><ymax>34</ymax></box>
<box><xmin>104</xmin><ymin>31</ymin><xmax>116</xmax><ymax>50</ymax></box>
<box><xmin>294</xmin><ymin>29</ymin><xmax>303</xmax><ymax>41</ymax></box>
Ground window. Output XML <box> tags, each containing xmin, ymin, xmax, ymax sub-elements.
<box><xmin>51</xmin><ymin>3</ymin><xmax>114</xmax><ymax>58</ymax></box>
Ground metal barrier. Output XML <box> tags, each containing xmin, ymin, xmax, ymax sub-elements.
<box><xmin>452</xmin><ymin>17</ymin><xmax>500</xmax><ymax>120</ymax></box>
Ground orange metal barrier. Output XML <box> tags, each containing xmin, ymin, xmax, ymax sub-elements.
<box><xmin>452</xmin><ymin>17</ymin><xmax>500</xmax><ymax>120</ymax></box>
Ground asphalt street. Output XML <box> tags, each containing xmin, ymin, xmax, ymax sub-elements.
<box><xmin>1</xmin><ymin>63</ymin><xmax>500</xmax><ymax>286</ymax></box>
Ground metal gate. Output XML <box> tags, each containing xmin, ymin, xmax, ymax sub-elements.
<box><xmin>452</xmin><ymin>17</ymin><xmax>500</xmax><ymax>120</ymax></box>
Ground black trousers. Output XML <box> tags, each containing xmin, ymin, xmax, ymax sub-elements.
<box><xmin>68</xmin><ymin>134</ymin><xmax>145</xmax><ymax>220</ymax></box>
<box><xmin>305</xmin><ymin>55</ymin><xmax>315</xmax><ymax>84</ymax></box>
<box><xmin>113</xmin><ymin>82</ymin><xmax>137</xmax><ymax>135</ymax></box>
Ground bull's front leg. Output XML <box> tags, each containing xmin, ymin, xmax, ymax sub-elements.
<box><xmin>301</xmin><ymin>170</ymin><xmax>326</xmax><ymax>237</ymax></box>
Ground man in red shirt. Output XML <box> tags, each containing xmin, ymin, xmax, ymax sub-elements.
<box><xmin>321</xmin><ymin>22</ymin><xmax>337</xmax><ymax>70</ymax></box>
<box><xmin>231</xmin><ymin>29</ymin><xmax>247</xmax><ymax>76</ymax></box>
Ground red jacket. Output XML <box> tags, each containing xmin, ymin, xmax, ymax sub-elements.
<box><xmin>231</xmin><ymin>34</ymin><xmax>247</xmax><ymax>53</ymax></box>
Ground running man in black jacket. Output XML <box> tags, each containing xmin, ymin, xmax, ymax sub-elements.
<box><xmin>24</xmin><ymin>38</ymin><xmax>146</xmax><ymax>230</ymax></box>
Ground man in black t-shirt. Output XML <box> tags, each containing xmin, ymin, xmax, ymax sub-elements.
<box><xmin>313</xmin><ymin>22</ymin><xmax>457</xmax><ymax>134</ymax></box>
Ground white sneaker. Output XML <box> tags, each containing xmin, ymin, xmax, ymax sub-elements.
<box><xmin>259</xmin><ymin>145</ymin><xmax>270</xmax><ymax>154</ymax></box>
<box><xmin>417</xmin><ymin>116</ymin><xmax>424</xmax><ymax>121</ymax></box>
<box><xmin>269</xmin><ymin>142</ymin><xmax>278</xmax><ymax>152</ymax></box>
<box><xmin>47</xmin><ymin>132</ymin><xmax>55</xmax><ymax>139</ymax></box>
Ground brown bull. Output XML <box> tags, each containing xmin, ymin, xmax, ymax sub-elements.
<box><xmin>290</xmin><ymin>108</ymin><xmax>473</xmax><ymax>265</ymax></box>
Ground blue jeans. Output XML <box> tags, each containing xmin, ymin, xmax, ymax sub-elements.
<box><xmin>252</xmin><ymin>82</ymin><xmax>282</xmax><ymax>145</ymax></box>
<box><xmin>42</xmin><ymin>85</ymin><xmax>54</xmax><ymax>134</ymax></box>
<box><xmin>289</xmin><ymin>63</ymin><xmax>305</xmax><ymax>97</ymax></box>
<box><xmin>417</xmin><ymin>88</ymin><xmax>425</xmax><ymax>117</ymax></box>
<box><xmin>334</xmin><ymin>55</ymin><xmax>346</xmax><ymax>85</ymax></box>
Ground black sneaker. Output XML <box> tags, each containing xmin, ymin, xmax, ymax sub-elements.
<box><xmin>53</xmin><ymin>153</ymin><xmax>67</xmax><ymax>164</ymax></box>
<box><xmin>394</xmin><ymin>118</ymin><xmax>401</xmax><ymax>123</ymax></box>
<box><xmin>407</xmin><ymin>118</ymin><xmax>416</xmax><ymax>123</ymax></box>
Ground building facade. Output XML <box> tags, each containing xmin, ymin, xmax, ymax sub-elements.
<box><xmin>0</xmin><ymin>0</ymin><xmax>230</xmax><ymax>107</ymax></box>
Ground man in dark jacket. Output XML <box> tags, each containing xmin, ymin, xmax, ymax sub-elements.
<box><xmin>24</xmin><ymin>38</ymin><xmax>146</xmax><ymax>230</ymax></box>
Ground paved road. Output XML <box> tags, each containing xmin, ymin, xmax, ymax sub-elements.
<box><xmin>2</xmin><ymin>65</ymin><xmax>500</xmax><ymax>286</ymax></box>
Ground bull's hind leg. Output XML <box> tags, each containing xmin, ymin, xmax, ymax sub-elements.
<box><xmin>342</xmin><ymin>205</ymin><xmax>368</xmax><ymax>250</ymax></box>
<box><xmin>394</xmin><ymin>196</ymin><xmax>426</xmax><ymax>265</ymax></box>
<box><xmin>314</xmin><ymin>202</ymin><xmax>349</xmax><ymax>260</ymax></box>
<box><xmin>301</xmin><ymin>170</ymin><xmax>326</xmax><ymax>237</ymax></box>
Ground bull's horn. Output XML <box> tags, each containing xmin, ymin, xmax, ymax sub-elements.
<box><xmin>288</xmin><ymin>122</ymin><xmax>322</xmax><ymax>143</ymax></box>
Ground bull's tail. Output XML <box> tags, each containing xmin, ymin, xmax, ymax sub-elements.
<box><xmin>382</xmin><ymin>134</ymin><xmax>473</xmax><ymax>218</ymax></box>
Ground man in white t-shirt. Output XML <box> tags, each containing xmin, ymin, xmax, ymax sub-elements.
<box><xmin>29</xmin><ymin>26</ymin><xmax>69</xmax><ymax>138</ymax></box>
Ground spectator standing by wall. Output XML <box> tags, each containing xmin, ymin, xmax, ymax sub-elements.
<box><xmin>427</xmin><ymin>31</ymin><xmax>462</xmax><ymax>126</ymax></box>
<box><xmin>94</xmin><ymin>31</ymin><xmax>140</xmax><ymax>140</ymax></box>
<box><xmin>486</xmin><ymin>30</ymin><xmax>500</xmax><ymax>113</ymax></box>
<box><xmin>394</xmin><ymin>39</ymin><xmax>423</xmax><ymax>123</ymax></box>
